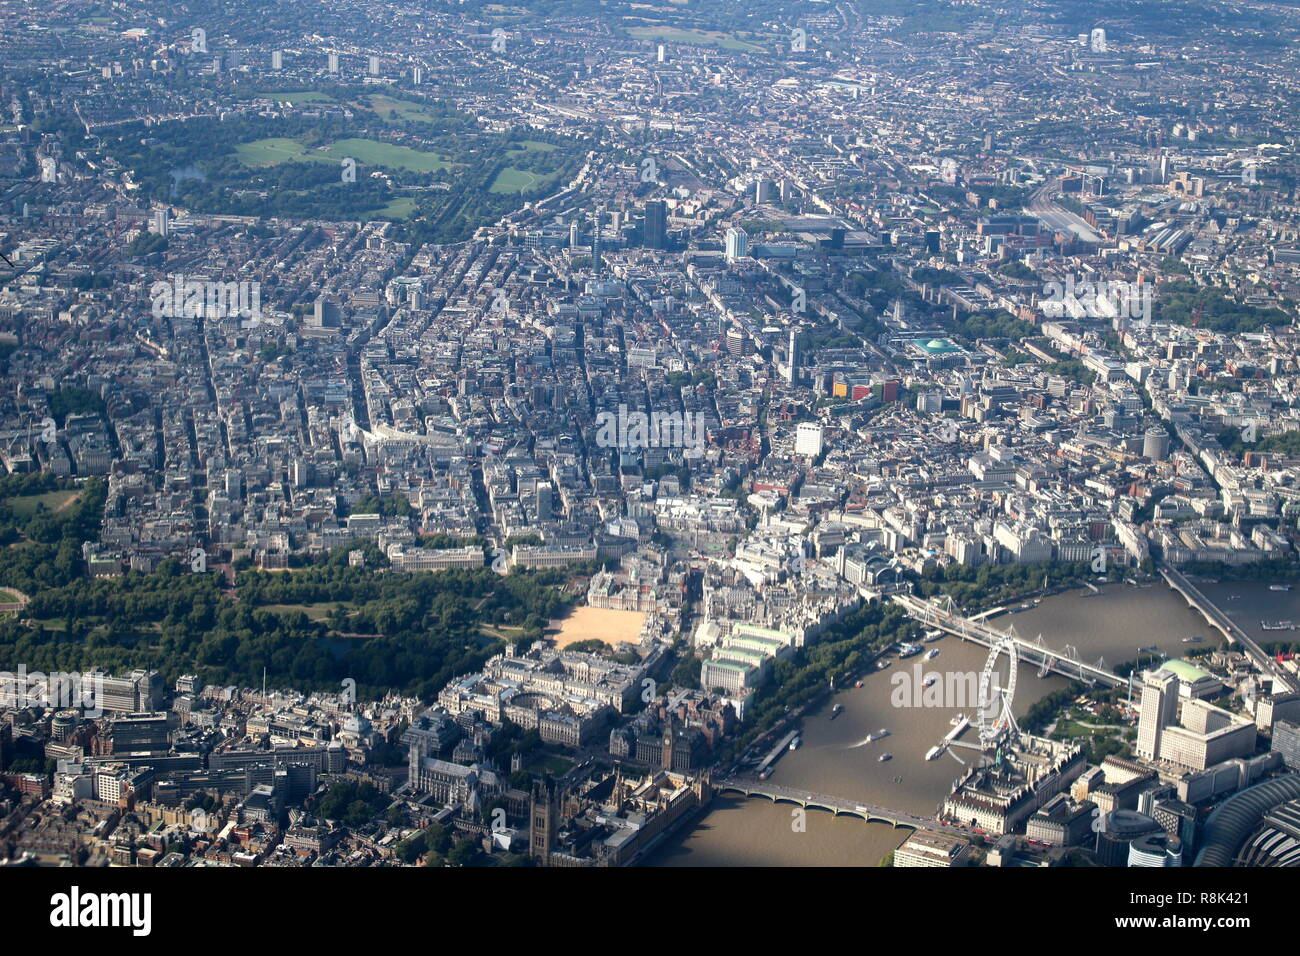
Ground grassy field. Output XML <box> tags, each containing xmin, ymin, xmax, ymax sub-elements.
<box><xmin>490</xmin><ymin>141</ymin><xmax>565</xmax><ymax>194</ymax></box>
<box><xmin>509</xmin><ymin>140</ymin><xmax>558</xmax><ymax>154</ymax></box>
<box><xmin>490</xmin><ymin>167</ymin><xmax>545</xmax><ymax>194</ymax></box>
<box><xmin>478</xmin><ymin>623</ymin><xmax>527</xmax><ymax>644</ymax></box>
<box><xmin>363</xmin><ymin>94</ymin><xmax>445</xmax><ymax>124</ymax></box>
<box><xmin>27</xmin><ymin>618</ymin><xmax>67</xmax><ymax>630</ymax></box>
<box><xmin>325</xmin><ymin>138</ymin><xmax>449</xmax><ymax>172</ymax></box>
<box><xmin>527</xmin><ymin>754</ymin><xmax>575</xmax><ymax>777</ymax></box>
<box><xmin>260</xmin><ymin>603</ymin><xmax>340</xmax><ymax>622</ymax></box>
<box><xmin>0</xmin><ymin>587</ymin><xmax>25</xmax><ymax>604</ymax></box>
<box><xmin>491</xmin><ymin>165</ymin><xmax>566</xmax><ymax>194</ymax></box>
<box><xmin>7</xmin><ymin>489</ymin><xmax>81</xmax><ymax>519</ymax></box>
<box><xmin>376</xmin><ymin>196</ymin><xmax>418</xmax><ymax>218</ymax></box>
<box><xmin>236</xmin><ymin>136</ymin><xmax>453</xmax><ymax>173</ymax></box>
<box><xmin>625</xmin><ymin>24</ymin><xmax>768</xmax><ymax>52</ymax></box>
<box><xmin>255</xmin><ymin>90</ymin><xmax>337</xmax><ymax>104</ymax></box>
<box><xmin>235</xmin><ymin>137</ymin><xmax>312</xmax><ymax>166</ymax></box>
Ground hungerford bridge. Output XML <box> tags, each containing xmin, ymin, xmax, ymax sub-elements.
<box><xmin>891</xmin><ymin>592</ymin><xmax>1125</xmax><ymax>688</ymax></box>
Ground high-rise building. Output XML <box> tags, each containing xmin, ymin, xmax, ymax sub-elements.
<box><xmin>1144</xmin><ymin>428</ymin><xmax>1170</xmax><ymax>461</ymax></box>
<box><xmin>1136</xmin><ymin>669</ymin><xmax>1180</xmax><ymax>760</ymax></box>
<box><xmin>795</xmin><ymin>422</ymin><xmax>824</xmax><ymax>458</ymax></box>
<box><xmin>411</xmin><ymin>65</ymin><xmax>423</xmax><ymax>85</ymax></box>
<box><xmin>105</xmin><ymin>712</ymin><xmax>171</xmax><ymax>755</ymax></box>
<box><xmin>1090</xmin><ymin>28</ymin><xmax>1108</xmax><ymax>53</ymax></box>
<box><xmin>271</xmin><ymin>50</ymin><xmax>283</xmax><ymax>71</ymax></box>
<box><xmin>725</xmin><ymin>328</ymin><xmax>749</xmax><ymax>356</ymax></box>
<box><xmin>724</xmin><ymin>227</ymin><xmax>749</xmax><ymax>263</ymax></box>
<box><xmin>1273</xmin><ymin>720</ymin><xmax>1300</xmax><ymax>770</ymax></box>
<box><xmin>328</xmin><ymin>52</ymin><xmax>339</xmax><ymax>73</ymax></box>
<box><xmin>153</xmin><ymin>207</ymin><xmax>170</xmax><ymax>238</ymax></box>
<box><xmin>787</xmin><ymin>327</ymin><xmax>804</xmax><ymax>383</ymax></box>
<box><xmin>1159</xmin><ymin>697</ymin><xmax>1256</xmax><ymax>770</ymax></box>
<box><xmin>368</xmin><ymin>55</ymin><xmax>380</xmax><ymax>76</ymax></box>
<box><xmin>643</xmin><ymin>200</ymin><xmax>668</xmax><ymax>249</ymax></box>
<box><xmin>97</xmin><ymin>670</ymin><xmax>163</xmax><ymax>714</ymax></box>
<box><xmin>312</xmin><ymin>294</ymin><xmax>342</xmax><ymax>328</ymax></box>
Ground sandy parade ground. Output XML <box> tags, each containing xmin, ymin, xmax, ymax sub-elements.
<box><xmin>547</xmin><ymin>606</ymin><xmax>647</xmax><ymax>648</ymax></box>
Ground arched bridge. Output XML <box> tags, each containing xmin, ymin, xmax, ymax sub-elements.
<box><xmin>1161</xmin><ymin>565</ymin><xmax>1297</xmax><ymax>693</ymax></box>
<box><xmin>715</xmin><ymin>775</ymin><xmax>972</xmax><ymax>835</ymax></box>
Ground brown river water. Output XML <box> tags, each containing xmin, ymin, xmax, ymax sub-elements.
<box><xmin>649</xmin><ymin>579</ymin><xmax>1300</xmax><ymax>866</ymax></box>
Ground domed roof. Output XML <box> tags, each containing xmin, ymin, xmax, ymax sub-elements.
<box><xmin>343</xmin><ymin>713</ymin><xmax>371</xmax><ymax>734</ymax></box>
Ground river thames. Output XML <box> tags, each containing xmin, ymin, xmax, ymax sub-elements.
<box><xmin>648</xmin><ymin>578</ymin><xmax>1300</xmax><ymax>866</ymax></box>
